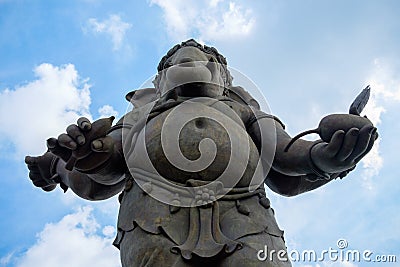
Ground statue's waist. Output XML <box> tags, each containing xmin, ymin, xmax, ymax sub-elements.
<box><xmin>115</xmin><ymin>180</ymin><xmax>284</xmax><ymax>253</ymax></box>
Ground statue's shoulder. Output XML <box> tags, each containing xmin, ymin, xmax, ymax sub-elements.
<box><xmin>125</xmin><ymin>88</ymin><xmax>158</xmax><ymax>108</ymax></box>
<box><xmin>119</xmin><ymin>88</ymin><xmax>159</xmax><ymax>126</ymax></box>
<box><xmin>227</xmin><ymin>86</ymin><xmax>260</xmax><ymax>110</ymax></box>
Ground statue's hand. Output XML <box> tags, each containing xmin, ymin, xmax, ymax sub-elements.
<box><xmin>310</xmin><ymin>122</ymin><xmax>378</xmax><ymax>174</ymax></box>
<box><xmin>47</xmin><ymin>117</ymin><xmax>115</xmax><ymax>172</ymax></box>
<box><xmin>25</xmin><ymin>152</ymin><xmax>58</xmax><ymax>192</ymax></box>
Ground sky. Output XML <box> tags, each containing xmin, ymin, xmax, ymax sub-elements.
<box><xmin>0</xmin><ymin>0</ymin><xmax>399</xmax><ymax>266</ymax></box>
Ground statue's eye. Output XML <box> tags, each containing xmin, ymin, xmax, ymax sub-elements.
<box><xmin>164</xmin><ymin>60</ymin><xmax>173</xmax><ymax>69</ymax></box>
<box><xmin>208</xmin><ymin>56</ymin><xmax>217</xmax><ymax>63</ymax></box>
<box><xmin>207</xmin><ymin>56</ymin><xmax>218</xmax><ymax>70</ymax></box>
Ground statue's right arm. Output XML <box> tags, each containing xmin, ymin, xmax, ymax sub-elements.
<box><xmin>245</xmin><ymin>110</ymin><xmax>344</xmax><ymax>196</ymax></box>
<box><xmin>246</xmin><ymin>109</ymin><xmax>375</xmax><ymax>196</ymax></box>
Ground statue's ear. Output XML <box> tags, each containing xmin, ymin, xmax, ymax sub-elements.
<box><xmin>228</xmin><ymin>86</ymin><xmax>261</xmax><ymax>110</ymax></box>
<box><xmin>125</xmin><ymin>88</ymin><xmax>158</xmax><ymax>108</ymax></box>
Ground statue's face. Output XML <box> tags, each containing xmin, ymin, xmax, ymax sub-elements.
<box><xmin>157</xmin><ymin>46</ymin><xmax>225</xmax><ymax>98</ymax></box>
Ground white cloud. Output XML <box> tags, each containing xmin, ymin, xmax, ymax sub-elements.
<box><xmin>0</xmin><ymin>63</ymin><xmax>92</xmax><ymax>157</ymax></box>
<box><xmin>0</xmin><ymin>63</ymin><xmax>120</xmax><ymax>159</ymax></box>
<box><xmin>98</xmin><ymin>104</ymin><xmax>118</xmax><ymax>118</ymax></box>
<box><xmin>209</xmin><ymin>0</ymin><xmax>222</xmax><ymax>7</ymax></box>
<box><xmin>85</xmin><ymin>15</ymin><xmax>132</xmax><ymax>51</ymax></box>
<box><xmin>102</xmin><ymin>225</ymin><xmax>116</xmax><ymax>238</ymax></box>
<box><xmin>0</xmin><ymin>252</ymin><xmax>14</xmax><ymax>266</ymax></box>
<box><xmin>15</xmin><ymin>206</ymin><xmax>120</xmax><ymax>267</ymax></box>
<box><xmin>360</xmin><ymin>58</ymin><xmax>400</xmax><ymax>190</ymax></box>
<box><xmin>149</xmin><ymin>0</ymin><xmax>255</xmax><ymax>41</ymax></box>
<box><xmin>359</xmin><ymin>138</ymin><xmax>382</xmax><ymax>191</ymax></box>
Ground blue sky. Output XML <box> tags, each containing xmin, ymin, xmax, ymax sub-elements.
<box><xmin>1</xmin><ymin>0</ymin><xmax>399</xmax><ymax>266</ymax></box>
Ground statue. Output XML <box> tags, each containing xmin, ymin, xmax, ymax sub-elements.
<box><xmin>25</xmin><ymin>39</ymin><xmax>378</xmax><ymax>266</ymax></box>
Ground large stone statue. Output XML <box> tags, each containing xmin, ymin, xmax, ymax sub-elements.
<box><xmin>25</xmin><ymin>39</ymin><xmax>378</xmax><ymax>266</ymax></box>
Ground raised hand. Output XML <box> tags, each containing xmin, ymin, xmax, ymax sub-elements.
<box><xmin>310</xmin><ymin>122</ymin><xmax>377</xmax><ymax>174</ymax></box>
<box><xmin>47</xmin><ymin>116</ymin><xmax>115</xmax><ymax>172</ymax></box>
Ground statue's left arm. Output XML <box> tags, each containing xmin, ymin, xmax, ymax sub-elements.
<box><xmin>246</xmin><ymin>110</ymin><xmax>378</xmax><ymax>196</ymax></box>
<box><xmin>25</xmin><ymin>150</ymin><xmax>126</xmax><ymax>200</ymax></box>
<box><xmin>25</xmin><ymin>116</ymin><xmax>128</xmax><ymax>200</ymax></box>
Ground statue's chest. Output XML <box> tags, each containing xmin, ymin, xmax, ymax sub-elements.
<box><xmin>125</xmin><ymin>102</ymin><xmax>260</xmax><ymax>186</ymax></box>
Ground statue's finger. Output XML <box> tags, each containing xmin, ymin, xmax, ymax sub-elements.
<box><xmin>374</xmin><ymin>131</ymin><xmax>379</xmax><ymax>140</ymax></box>
<box><xmin>77</xmin><ymin>117</ymin><xmax>92</xmax><ymax>132</ymax></box>
<box><xmin>325</xmin><ymin>130</ymin><xmax>345</xmax><ymax>157</ymax></box>
<box><xmin>336</xmin><ymin>128</ymin><xmax>359</xmax><ymax>161</ymax></box>
<box><xmin>27</xmin><ymin>162</ymin><xmax>40</xmax><ymax>172</ymax></box>
<box><xmin>25</xmin><ymin>156</ymin><xmax>38</xmax><ymax>165</ymax></box>
<box><xmin>27</xmin><ymin>165</ymin><xmax>39</xmax><ymax>175</ymax></box>
<box><xmin>42</xmin><ymin>184</ymin><xmax>57</xmax><ymax>192</ymax></box>
<box><xmin>47</xmin><ymin>138</ymin><xmax>72</xmax><ymax>162</ymax></box>
<box><xmin>58</xmin><ymin>133</ymin><xmax>77</xmax><ymax>150</ymax></box>
<box><xmin>32</xmin><ymin>179</ymin><xmax>48</xmax><ymax>188</ymax></box>
<box><xmin>91</xmin><ymin>136</ymin><xmax>114</xmax><ymax>153</ymax></box>
<box><xmin>91</xmin><ymin>140</ymin><xmax>103</xmax><ymax>151</ymax></box>
<box><xmin>29</xmin><ymin>172</ymin><xmax>48</xmax><ymax>188</ymax></box>
<box><xmin>66</xmin><ymin>124</ymin><xmax>85</xmax><ymax>145</ymax></box>
<box><xmin>46</xmin><ymin>138</ymin><xmax>58</xmax><ymax>149</ymax></box>
<box><xmin>28</xmin><ymin>170</ymin><xmax>41</xmax><ymax>180</ymax></box>
<box><xmin>347</xmin><ymin>125</ymin><xmax>374</xmax><ymax>161</ymax></box>
<box><xmin>354</xmin><ymin>127</ymin><xmax>377</xmax><ymax>162</ymax></box>
<box><xmin>47</xmin><ymin>137</ymin><xmax>60</xmax><ymax>153</ymax></box>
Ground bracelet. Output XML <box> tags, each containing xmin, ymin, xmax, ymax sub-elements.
<box><xmin>50</xmin><ymin>156</ymin><xmax>60</xmax><ymax>177</ymax></box>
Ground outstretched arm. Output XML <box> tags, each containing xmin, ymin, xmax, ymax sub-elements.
<box><xmin>25</xmin><ymin>116</ymin><xmax>128</xmax><ymax>200</ymax></box>
<box><xmin>55</xmin><ymin>157</ymin><xmax>125</xmax><ymax>200</ymax></box>
<box><xmin>247</xmin><ymin>111</ymin><xmax>377</xmax><ymax>196</ymax></box>
<box><xmin>25</xmin><ymin>151</ymin><xmax>125</xmax><ymax>200</ymax></box>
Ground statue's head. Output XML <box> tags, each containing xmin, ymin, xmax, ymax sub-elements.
<box><xmin>153</xmin><ymin>39</ymin><xmax>233</xmax><ymax>98</ymax></box>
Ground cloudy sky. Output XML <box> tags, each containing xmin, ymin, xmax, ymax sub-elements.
<box><xmin>1</xmin><ymin>1</ymin><xmax>399</xmax><ymax>266</ymax></box>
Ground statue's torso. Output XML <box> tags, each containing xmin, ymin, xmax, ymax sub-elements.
<box><xmin>123</xmin><ymin>98</ymin><xmax>261</xmax><ymax>187</ymax></box>
<box><xmin>115</xmin><ymin>98</ymin><xmax>286</xmax><ymax>264</ymax></box>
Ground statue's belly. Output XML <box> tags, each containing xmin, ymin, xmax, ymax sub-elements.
<box><xmin>126</xmin><ymin>104</ymin><xmax>261</xmax><ymax>187</ymax></box>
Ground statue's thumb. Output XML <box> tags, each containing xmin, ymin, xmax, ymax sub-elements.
<box><xmin>91</xmin><ymin>136</ymin><xmax>114</xmax><ymax>153</ymax></box>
